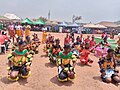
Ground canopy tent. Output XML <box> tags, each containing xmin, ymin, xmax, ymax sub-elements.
<box><xmin>4</xmin><ymin>13</ymin><xmax>21</xmax><ymax>20</ymax></box>
<box><xmin>0</xmin><ymin>16</ymin><xmax>10</xmax><ymax>21</ymax></box>
<box><xmin>46</xmin><ymin>20</ymin><xmax>51</xmax><ymax>25</ymax></box>
<box><xmin>0</xmin><ymin>24</ymin><xmax>3</xmax><ymax>29</ymax></box>
<box><xmin>46</xmin><ymin>20</ymin><xmax>58</xmax><ymax>25</ymax></box>
<box><xmin>95</xmin><ymin>24</ymin><xmax>107</xmax><ymax>29</ymax></box>
<box><xmin>51</xmin><ymin>21</ymin><xmax>58</xmax><ymax>25</ymax></box>
<box><xmin>58</xmin><ymin>22</ymin><xmax>68</xmax><ymax>27</ymax></box>
<box><xmin>83</xmin><ymin>24</ymin><xmax>107</xmax><ymax>29</ymax></box>
<box><xmin>22</xmin><ymin>18</ymin><xmax>33</xmax><ymax>24</ymax></box>
<box><xmin>67</xmin><ymin>23</ymin><xmax>80</xmax><ymax>27</ymax></box>
<box><xmin>33</xmin><ymin>19</ymin><xmax>46</xmax><ymax>25</ymax></box>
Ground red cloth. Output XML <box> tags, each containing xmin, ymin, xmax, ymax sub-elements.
<box><xmin>84</xmin><ymin>38</ymin><xmax>90</xmax><ymax>44</ymax></box>
<box><xmin>2</xmin><ymin>35</ymin><xmax>8</xmax><ymax>41</ymax></box>
<box><xmin>90</xmin><ymin>40</ymin><xmax>96</xmax><ymax>48</ymax></box>
<box><xmin>80</xmin><ymin>49</ymin><xmax>90</xmax><ymax>64</ymax></box>
<box><xmin>64</xmin><ymin>37</ymin><xmax>70</xmax><ymax>45</ymax></box>
<box><xmin>0</xmin><ymin>35</ymin><xmax>5</xmax><ymax>44</ymax></box>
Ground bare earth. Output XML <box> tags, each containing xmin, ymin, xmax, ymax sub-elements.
<box><xmin>0</xmin><ymin>32</ymin><xmax>120</xmax><ymax>90</ymax></box>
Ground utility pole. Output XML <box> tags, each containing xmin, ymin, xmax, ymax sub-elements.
<box><xmin>48</xmin><ymin>10</ymin><xmax>50</xmax><ymax>20</ymax></box>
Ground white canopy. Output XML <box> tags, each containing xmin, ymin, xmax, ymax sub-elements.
<box><xmin>68</xmin><ymin>23</ymin><xmax>79</xmax><ymax>27</ymax></box>
<box><xmin>83</xmin><ymin>24</ymin><xmax>107</xmax><ymax>29</ymax></box>
<box><xmin>4</xmin><ymin>13</ymin><xmax>21</xmax><ymax>20</ymax></box>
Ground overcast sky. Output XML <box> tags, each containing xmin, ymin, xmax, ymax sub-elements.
<box><xmin>0</xmin><ymin>0</ymin><xmax>120</xmax><ymax>23</ymax></box>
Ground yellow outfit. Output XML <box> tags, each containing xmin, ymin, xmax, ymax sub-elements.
<box><xmin>42</xmin><ymin>32</ymin><xmax>48</xmax><ymax>44</ymax></box>
<box><xmin>25</xmin><ymin>25</ymin><xmax>31</xmax><ymax>37</ymax></box>
<box><xmin>15</xmin><ymin>25</ymin><xmax>22</xmax><ymax>37</ymax></box>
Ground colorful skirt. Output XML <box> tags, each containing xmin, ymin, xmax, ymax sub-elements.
<box><xmin>25</xmin><ymin>29</ymin><xmax>30</xmax><ymax>37</ymax></box>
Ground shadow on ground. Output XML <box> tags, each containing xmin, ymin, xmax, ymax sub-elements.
<box><xmin>93</xmin><ymin>76</ymin><xmax>101</xmax><ymax>82</ymax></box>
<box><xmin>1</xmin><ymin>76</ymin><xmax>14</xmax><ymax>84</ymax></box>
<box><xmin>18</xmin><ymin>78</ymin><xmax>28</xmax><ymax>86</ymax></box>
<box><xmin>45</xmin><ymin>62</ymin><xmax>56</xmax><ymax>68</ymax></box>
<box><xmin>50</xmin><ymin>75</ymin><xmax>74</xmax><ymax>86</ymax></box>
<box><xmin>77</xmin><ymin>63</ymin><xmax>92</xmax><ymax>67</ymax></box>
<box><xmin>93</xmin><ymin>76</ymin><xmax>120</xmax><ymax>86</ymax></box>
<box><xmin>1</xmin><ymin>76</ymin><xmax>28</xmax><ymax>86</ymax></box>
<box><xmin>40</xmin><ymin>55</ymin><xmax>48</xmax><ymax>58</ymax></box>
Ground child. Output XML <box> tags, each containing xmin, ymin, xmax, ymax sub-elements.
<box><xmin>115</xmin><ymin>37</ymin><xmax>120</xmax><ymax>64</ymax></box>
<box><xmin>90</xmin><ymin>35</ymin><xmax>96</xmax><ymax>52</ymax></box>
<box><xmin>49</xmin><ymin>39</ymin><xmax>62</xmax><ymax>64</ymax></box>
<box><xmin>57</xmin><ymin>44</ymin><xmax>77</xmax><ymax>82</ymax></box>
<box><xmin>80</xmin><ymin>43</ymin><xmax>93</xmax><ymax>64</ymax></box>
<box><xmin>98</xmin><ymin>49</ymin><xmax>120</xmax><ymax>83</ymax></box>
<box><xmin>7</xmin><ymin>40</ymin><xmax>32</xmax><ymax>81</ymax></box>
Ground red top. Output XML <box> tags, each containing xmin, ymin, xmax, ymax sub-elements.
<box><xmin>64</xmin><ymin>37</ymin><xmax>70</xmax><ymax>45</ymax></box>
<box><xmin>90</xmin><ymin>40</ymin><xmax>96</xmax><ymax>48</ymax></box>
<box><xmin>0</xmin><ymin>35</ymin><xmax>5</xmax><ymax>44</ymax></box>
<box><xmin>84</xmin><ymin>38</ymin><xmax>90</xmax><ymax>44</ymax></box>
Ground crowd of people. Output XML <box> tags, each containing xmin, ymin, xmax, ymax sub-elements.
<box><xmin>43</xmin><ymin>32</ymin><xmax>120</xmax><ymax>83</ymax></box>
<box><xmin>0</xmin><ymin>23</ymin><xmax>41</xmax><ymax>81</ymax></box>
<box><xmin>0</xmin><ymin>24</ymin><xmax>120</xmax><ymax>84</ymax></box>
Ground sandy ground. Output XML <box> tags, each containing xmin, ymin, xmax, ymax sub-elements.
<box><xmin>0</xmin><ymin>32</ymin><xmax>120</xmax><ymax>90</ymax></box>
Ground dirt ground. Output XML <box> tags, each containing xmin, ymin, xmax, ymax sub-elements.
<box><xmin>0</xmin><ymin>31</ymin><xmax>120</xmax><ymax>90</ymax></box>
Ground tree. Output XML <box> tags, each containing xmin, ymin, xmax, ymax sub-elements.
<box><xmin>37</xmin><ymin>16</ymin><xmax>48</xmax><ymax>22</ymax></box>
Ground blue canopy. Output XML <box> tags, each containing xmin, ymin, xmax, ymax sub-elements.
<box><xmin>58</xmin><ymin>22</ymin><xmax>68</xmax><ymax>27</ymax></box>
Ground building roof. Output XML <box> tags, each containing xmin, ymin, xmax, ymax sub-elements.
<box><xmin>0</xmin><ymin>16</ymin><xmax>10</xmax><ymax>21</ymax></box>
<box><xmin>98</xmin><ymin>21</ymin><xmax>118</xmax><ymax>28</ymax></box>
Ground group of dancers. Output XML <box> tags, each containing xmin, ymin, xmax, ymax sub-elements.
<box><xmin>6</xmin><ymin>29</ymin><xmax>120</xmax><ymax>84</ymax></box>
<box><xmin>43</xmin><ymin>32</ymin><xmax>120</xmax><ymax>83</ymax></box>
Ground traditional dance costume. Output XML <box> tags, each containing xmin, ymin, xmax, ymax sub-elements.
<box><xmin>48</xmin><ymin>44</ymin><xmax>62</xmax><ymax>64</ymax></box>
<box><xmin>7</xmin><ymin>49</ymin><xmax>32</xmax><ymax>81</ymax></box>
<box><xmin>25</xmin><ymin>25</ymin><xmax>31</xmax><ymax>37</ymax></box>
<box><xmin>57</xmin><ymin>51</ymin><xmax>76</xmax><ymax>82</ymax></box>
<box><xmin>98</xmin><ymin>56</ymin><xmax>118</xmax><ymax>82</ymax></box>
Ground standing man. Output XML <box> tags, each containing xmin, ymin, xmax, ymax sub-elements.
<box><xmin>8</xmin><ymin>23</ymin><xmax>15</xmax><ymax>43</ymax></box>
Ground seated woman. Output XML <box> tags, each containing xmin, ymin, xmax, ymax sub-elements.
<box><xmin>32</xmin><ymin>33</ymin><xmax>40</xmax><ymax>42</ymax></box>
<box><xmin>31</xmin><ymin>34</ymin><xmax>41</xmax><ymax>54</ymax></box>
<box><xmin>102</xmin><ymin>36</ymin><xmax>111</xmax><ymax>47</ymax></box>
<box><xmin>115</xmin><ymin>37</ymin><xmax>120</xmax><ymax>64</ymax></box>
<box><xmin>98</xmin><ymin>48</ymin><xmax>120</xmax><ymax>83</ymax></box>
<box><xmin>11</xmin><ymin>37</ymin><xmax>23</xmax><ymax>51</ymax></box>
<box><xmin>71</xmin><ymin>37</ymin><xmax>81</xmax><ymax>58</ymax></box>
<box><xmin>80</xmin><ymin>43</ymin><xmax>93</xmax><ymax>65</ymax></box>
<box><xmin>43</xmin><ymin>36</ymin><xmax>54</xmax><ymax>56</ymax></box>
<box><xmin>90</xmin><ymin>35</ymin><xmax>96</xmax><ymax>53</ymax></box>
<box><xmin>57</xmin><ymin>44</ymin><xmax>77</xmax><ymax>82</ymax></box>
<box><xmin>49</xmin><ymin>39</ymin><xmax>62</xmax><ymax>64</ymax></box>
<box><xmin>24</xmin><ymin>36</ymin><xmax>34</xmax><ymax>55</ymax></box>
<box><xmin>7</xmin><ymin>40</ymin><xmax>32</xmax><ymax>81</ymax></box>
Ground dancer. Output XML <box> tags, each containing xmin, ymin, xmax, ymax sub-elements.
<box><xmin>80</xmin><ymin>42</ymin><xmax>93</xmax><ymax>65</ymax></box>
<box><xmin>57</xmin><ymin>44</ymin><xmax>77</xmax><ymax>82</ymax></box>
<box><xmin>115</xmin><ymin>37</ymin><xmax>120</xmax><ymax>64</ymax></box>
<box><xmin>98</xmin><ymin>48</ymin><xmax>120</xmax><ymax>83</ymax></box>
<box><xmin>49</xmin><ymin>39</ymin><xmax>62</xmax><ymax>64</ymax></box>
<box><xmin>7</xmin><ymin>40</ymin><xmax>32</xmax><ymax>81</ymax></box>
<box><xmin>25</xmin><ymin>23</ymin><xmax>31</xmax><ymax>37</ymax></box>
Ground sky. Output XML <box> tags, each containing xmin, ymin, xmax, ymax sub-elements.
<box><xmin>0</xmin><ymin>0</ymin><xmax>120</xmax><ymax>23</ymax></box>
